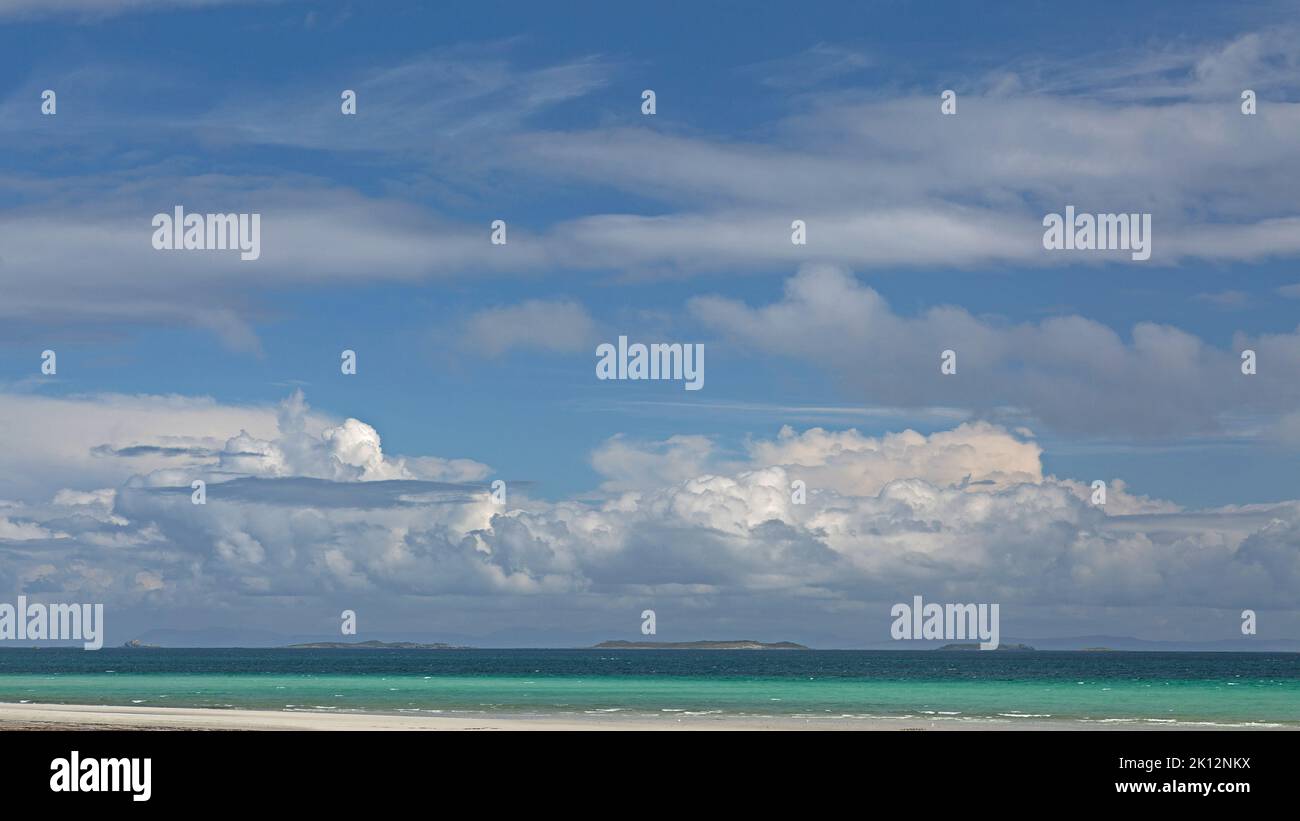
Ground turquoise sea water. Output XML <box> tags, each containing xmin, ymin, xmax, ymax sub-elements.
<box><xmin>1</xmin><ymin>649</ymin><xmax>1297</xmax><ymax>727</ymax></box>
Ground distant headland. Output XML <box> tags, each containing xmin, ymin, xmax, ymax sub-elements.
<box><xmin>594</xmin><ymin>640</ymin><xmax>809</xmax><ymax>650</ymax></box>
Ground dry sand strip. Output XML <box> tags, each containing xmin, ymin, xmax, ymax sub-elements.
<box><xmin>0</xmin><ymin>702</ymin><xmax>1125</xmax><ymax>731</ymax></box>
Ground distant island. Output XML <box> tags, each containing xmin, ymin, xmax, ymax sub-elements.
<box><xmin>284</xmin><ymin>640</ymin><xmax>466</xmax><ymax>650</ymax></box>
<box><xmin>936</xmin><ymin>643</ymin><xmax>1035</xmax><ymax>651</ymax></box>
<box><xmin>594</xmin><ymin>640</ymin><xmax>809</xmax><ymax>650</ymax></box>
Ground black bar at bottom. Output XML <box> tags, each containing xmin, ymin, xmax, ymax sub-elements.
<box><xmin>0</xmin><ymin>729</ymin><xmax>1286</xmax><ymax>809</ymax></box>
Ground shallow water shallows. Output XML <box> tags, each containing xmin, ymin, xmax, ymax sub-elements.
<box><xmin>0</xmin><ymin>648</ymin><xmax>1296</xmax><ymax>728</ymax></box>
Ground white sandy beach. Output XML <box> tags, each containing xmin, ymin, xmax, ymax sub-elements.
<box><xmin>0</xmin><ymin>702</ymin><xmax>1261</xmax><ymax>730</ymax></box>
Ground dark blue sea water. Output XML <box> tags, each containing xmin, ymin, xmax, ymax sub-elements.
<box><xmin>2</xmin><ymin>648</ymin><xmax>1297</xmax><ymax>727</ymax></box>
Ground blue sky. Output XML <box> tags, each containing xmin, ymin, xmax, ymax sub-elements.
<box><xmin>1</xmin><ymin>0</ymin><xmax>1299</xmax><ymax>645</ymax></box>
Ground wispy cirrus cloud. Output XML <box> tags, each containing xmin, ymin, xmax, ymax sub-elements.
<box><xmin>461</xmin><ymin>299</ymin><xmax>599</xmax><ymax>358</ymax></box>
<box><xmin>3</xmin><ymin>29</ymin><xmax>1300</xmax><ymax>358</ymax></box>
<box><xmin>0</xmin><ymin>0</ymin><xmax>282</xmax><ymax>22</ymax></box>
